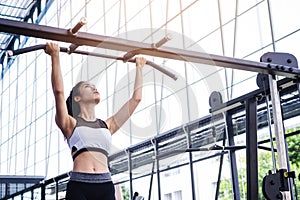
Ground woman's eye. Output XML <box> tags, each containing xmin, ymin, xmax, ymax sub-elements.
<box><xmin>83</xmin><ymin>84</ymin><xmax>95</xmax><ymax>89</ymax></box>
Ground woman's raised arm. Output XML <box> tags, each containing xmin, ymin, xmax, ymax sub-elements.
<box><xmin>106</xmin><ymin>57</ymin><xmax>146</xmax><ymax>134</ymax></box>
<box><xmin>45</xmin><ymin>42</ymin><xmax>75</xmax><ymax>138</ymax></box>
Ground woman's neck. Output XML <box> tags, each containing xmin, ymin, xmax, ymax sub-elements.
<box><xmin>78</xmin><ymin>105</ymin><xmax>96</xmax><ymax>121</ymax></box>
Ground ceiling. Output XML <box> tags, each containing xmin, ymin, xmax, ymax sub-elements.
<box><xmin>0</xmin><ymin>0</ymin><xmax>51</xmax><ymax>79</ymax></box>
<box><xmin>0</xmin><ymin>0</ymin><xmax>37</xmax><ymax>49</ymax></box>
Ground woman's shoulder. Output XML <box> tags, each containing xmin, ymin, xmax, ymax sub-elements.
<box><xmin>97</xmin><ymin>118</ymin><xmax>108</xmax><ymax>129</ymax></box>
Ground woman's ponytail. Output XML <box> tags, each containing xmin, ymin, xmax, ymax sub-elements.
<box><xmin>65</xmin><ymin>81</ymin><xmax>84</xmax><ymax>117</ymax></box>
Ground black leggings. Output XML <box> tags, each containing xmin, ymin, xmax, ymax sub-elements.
<box><xmin>65</xmin><ymin>180</ymin><xmax>116</xmax><ymax>200</ymax></box>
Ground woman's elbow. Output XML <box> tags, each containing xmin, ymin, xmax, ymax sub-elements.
<box><xmin>52</xmin><ymin>88</ymin><xmax>64</xmax><ymax>97</ymax></box>
<box><xmin>133</xmin><ymin>96</ymin><xmax>142</xmax><ymax>103</ymax></box>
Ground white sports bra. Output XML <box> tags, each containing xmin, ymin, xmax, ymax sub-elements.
<box><xmin>67</xmin><ymin>117</ymin><xmax>112</xmax><ymax>160</ymax></box>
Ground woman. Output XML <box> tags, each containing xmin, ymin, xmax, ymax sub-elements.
<box><xmin>45</xmin><ymin>42</ymin><xmax>146</xmax><ymax>200</ymax></box>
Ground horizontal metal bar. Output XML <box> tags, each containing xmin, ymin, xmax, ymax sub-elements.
<box><xmin>209</xmin><ymin>78</ymin><xmax>295</xmax><ymax>114</ymax></box>
<box><xmin>7</xmin><ymin>44</ymin><xmax>178</xmax><ymax>80</ymax></box>
<box><xmin>1</xmin><ymin>18</ymin><xmax>300</xmax><ymax>79</ymax></box>
<box><xmin>0</xmin><ymin>18</ymin><xmax>148</xmax><ymax>51</ymax></box>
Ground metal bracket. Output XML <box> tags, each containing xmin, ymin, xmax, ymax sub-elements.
<box><xmin>68</xmin><ymin>17</ymin><xmax>88</xmax><ymax>36</ymax></box>
<box><xmin>260</xmin><ymin>52</ymin><xmax>296</xmax><ymax>200</ymax></box>
<box><xmin>209</xmin><ymin>91</ymin><xmax>223</xmax><ymax>109</ymax></box>
<box><xmin>122</xmin><ymin>34</ymin><xmax>172</xmax><ymax>63</ymax></box>
<box><xmin>262</xmin><ymin>169</ymin><xmax>294</xmax><ymax>200</ymax></box>
<box><xmin>67</xmin><ymin>17</ymin><xmax>88</xmax><ymax>54</ymax></box>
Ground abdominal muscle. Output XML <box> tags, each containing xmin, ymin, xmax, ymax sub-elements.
<box><xmin>72</xmin><ymin>151</ymin><xmax>109</xmax><ymax>173</ymax></box>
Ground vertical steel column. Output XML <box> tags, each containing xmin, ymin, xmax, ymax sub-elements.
<box><xmin>225</xmin><ymin>112</ymin><xmax>241</xmax><ymax>200</ymax></box>
<box><xmin>155</xmin><ymin>140</ymin><xmax>162</xmax><ymax>200</ymax></box>
<box><xmin>188</xmin><ymin>150</ymin><xmax>196</xmax><ymax>200</ymax></box>
<box><xmin>245</xmin><ymin>97</ymin><xmax>258</xmax><ymax>200</ymax></box>
<box><xmin>128</xmin><ymin>150</ymin><xmax>133</xmax><ymax>199</ymax></box>
<box><xmin>214</xmin><ymin>130</ymin><xmax>226</xmax><ymax>200</ymax></box>
<box><xmin>185</xmin><ymin>126</ymin><xmax>196</xmax><ymax>200</ymax></box>
<box><xmin>41</xmin><ymin>183</ymin><xmax>45</xmax><ymax>200</ymax></box>
<box><xmin>268</xmin><ymin>75</ymin><xmax>292</xmax><ymax>199</ymax></box>
<box><xmin>5</xmin><ymin>183</ymin><xmax>8</xmax><ymax>197</ymax></box>
<box><xmin>260</xmin><ymin>52</ymin><xmax>296</xmax><ymax>199</ymax></box>
<box><xmin>31</xmin><ymin>189</ymin><xmax>34</xmax><ymax>200</ymax></box>
<box><xmin>56</xmin><ymin>180</ymin><xmax>58</xmax><ymax>200</ymax></box>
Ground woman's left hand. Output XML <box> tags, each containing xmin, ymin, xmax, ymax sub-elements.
<box><xmin>135</xmin><ymin>57</ymin><xmax>147</xmax><ymax>68</ymax></box>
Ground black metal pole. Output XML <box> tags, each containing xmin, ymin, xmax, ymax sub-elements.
<box><xmin>128</xmin><ymin>150</ymin><xmax>133</xmax><ymax>199</ymax></box>
<box><xmin>8</xmin><ymin>44</ymin><xmax>178</xmax><ymax>80</ymax></box>
<box><xmin>245</xmin><ymin>97</ymin><xmax>258</xmax><ymax>200</ymax></box>
<box><xmin>225</xmin><ymin>112</ymin><xmax>241</xmax><ymax>200</ymax></box>
<box><xmin>186</xmin><ymin>127</ymin><xmax>196</xmax><ymax>200</ymax></box>
<box><xmin>214</xmin><ymin>130</ymin><xmax>226</xmax><ymax>200</ymax></box>
<box><xmin>31</xmin><ymin>189</ymin><xmax>33</xmax><ymax>200</ymax></box>
<box><xmin>41</xmin><ymin>183</ymin><xmax>45</xmax><ymax>200</ymax></box>
<box><xmin>155</xmin><ymin>140</ymin><xmax>162</xmax><ymax>200</ymax></box>
<box><xmin>147</xmin><ymin>160</ymin><xmax>155</xmax><ymax>200</ymax></box>
<box><xmin>188</xmin><ymin>151</ymin><xmax>196</xmax><ymax>200</ymax></box>
<box><xmin>5</xmin><ymin>183</ymin><xmax>8</xmax><ymax>198</ymax></box>
<box><xmin>56</xmin><ymin>180</ymin><xmax>58</xmax><ymax>200</ymax></box>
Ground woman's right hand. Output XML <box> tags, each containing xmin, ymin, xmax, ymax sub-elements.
<box><xmin>45</xmin><ymin>42</ymin><xmax>60</xmax><ymax>56</ymax></box>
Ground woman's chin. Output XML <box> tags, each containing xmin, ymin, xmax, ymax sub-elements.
<box><xmin>95</xmin><ymin>98</ymin><xmax>100</xmax><ymax>104</ymax></box>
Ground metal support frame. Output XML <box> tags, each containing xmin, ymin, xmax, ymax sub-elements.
<box><xmin>214</xmin><ymin>130</ymin><xmax>226</xmax><ymax>200</ymax></box>
<box><xmin>2</xmin><ymin>78</ymin><xmax>300</xmax><ymax>199</ymax></box>
<box><xmin>1</xmin><ymin>173</ymin><xmax>68</xmax><ymax>200</ymax></box>
<box><xmin>260</xmin><ymin>52</ymin><xmax>298</xmax><ymax>199</ymax></box>
<box><xmin>1</xmin><ymin>16</ymin><xmax>300</xmax><ymax>200</ymax></box>
<box><xmin>268</xmin><ymin>75</ymin><xmax>292</xmax><ymax>200</ymax></box>
<box><xmin>31</xmin><ymin>189</ymin><xmax>34</xmax><ymax>200</ymax></box>
<box><xmin>245</xmin><ymin>97</ymin><xmax>258</xmax><ymax>200</ymax></box>
<box><xmin>225</xmin><ymin>112</ymin><xmax>241</xmax><ymax>200</ymax></box>
<box><xmin>0</xmin><ymin>0</ymin><xmax>55</xmax><ymax>79</ymax></box>
<box><xmin>209</xmin><ymin>91</ymin><xmax>241</xmax><ymax>200</ymax></box>
<box><xmin>1</xmin><ymin>18</ymin><xmax>300</xmax><ymax>79</ymax></box>
<box><xmin>148</xmin><ymin>160</ymin><xmax>155</xmax><ymax>200</ymax></box>
<box><xmin>185</xmin><ymin>125</ymin><xmax>196</xmax><ymax>200</ymax></box>
<box><xmin>128</xmin><ymin>150</ymin><xmax>134</xmax><ymax>199</ymax></box>
<box><xmin>154</xmin><ymin>139</ymin><xmax>162</xmax><ymax>200</ymax></box>
<box><xmin>55</xmin><ymin>180</ymin><xmax>59</xmax><ymax>200</ymax></box>
<box><xmin>209</xmin><ymin>78</ymin><xmax>297</xmax><ymax>200</ymax></box>
<box><xmin>67</xmin><ymin>17</ymin><xmax>88</xmax><ymax>54</ymax></box>
<box><xmin>41</xmin><ymin>183</ymin><xmax>45</xmax><ymax>200</ymax></box>
<box><xmin>0</xmin><ymin>175</ymin><xmax>44</xmax><ymax>199</ymax></box>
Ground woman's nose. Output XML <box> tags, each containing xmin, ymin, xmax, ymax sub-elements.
<box><xmin>93</xmin><ymin>87</ymin><xmax>98</xmax><ymax>93</ymax></box>
<box><xmin>91</xmin><ymin>85</ymin><xmax>96</xmax><ymax>90</ymax></box>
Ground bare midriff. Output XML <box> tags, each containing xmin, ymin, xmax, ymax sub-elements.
<box><xmin>72</xmin><ymin>151</ymin><xmax>109</xmax><ymax>173</ymax></box>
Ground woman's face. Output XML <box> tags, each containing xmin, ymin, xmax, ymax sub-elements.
<box><xmin>76</xmin><ymin>82</ymin><xmax>100</xmax><ymax>104</ymax></box>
